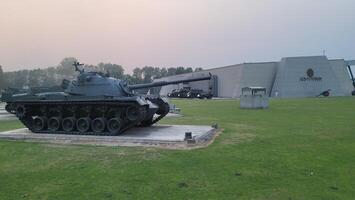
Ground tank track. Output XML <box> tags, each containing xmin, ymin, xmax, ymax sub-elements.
<box><xmin>10</xmin><ymin>100</ymin><xmax>165</xmax><ymax>136</ymax></box>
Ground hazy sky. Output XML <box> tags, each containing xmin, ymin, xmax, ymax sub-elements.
<box><xmin>1</xmin><ymin>0</ymin><xmax>355</xmax><ymax>72</ymax></box>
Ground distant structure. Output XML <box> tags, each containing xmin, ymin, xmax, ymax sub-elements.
<box><xmin>152</xmin><ymin>56</ymin><xmax>355</xmax><ymax>98</ymax></box>
<box><xmin>240</xmin><ymin>87</ymin><xmax>269</xmax><ymax>109</ymax></box>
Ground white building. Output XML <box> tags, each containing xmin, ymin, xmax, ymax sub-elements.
<box><xmin>153</xmin><ymin>56</ymin><xmax>355</xmax><ymax>98</ymax></box>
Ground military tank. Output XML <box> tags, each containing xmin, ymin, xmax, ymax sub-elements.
<box><xmin>1</xmin><ymin>62</ymin><xmax>211</xmax><ymax>135</ymax></box>
<box><xmin>167</xmin><ymin>88</ymin><xmax>213</xmax><ymax>99</ymax></box>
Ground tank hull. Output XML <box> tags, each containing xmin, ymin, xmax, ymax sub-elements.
<box><xmin>5</xmin><ymin>95</ymin><xmax>169</xmax><ymax>136</ymax></box>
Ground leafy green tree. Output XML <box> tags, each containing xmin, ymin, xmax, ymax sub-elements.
<box><xmin>195</xmin><ymin>67</ymin><xmax>203</xmax><ymax>72</ymax></box>
<box><xmin>141</xmin><ymin>66</ymin><xmax>156</xmax><ymax>83</ymax></box>
<box><xmin>167</xmin><ymin>67</ymin><xmax>177</xmax><ymax>76</ymax></box>
<box><xmin>28</xmin><ymin>69</ymin><xmax>46</xmax><ymax>87</ymax></box>
<box><xmin>175</xmin><ymin>67</ymin><xmax>186</xmax><ymax>75</ymax></box>
<box><xmin>98</xmin><ymin>63</ymin><xmax>124</xmax><ymax>79</ymax></box>
<box><xmin>57</xmin><ymin>57</ymin><xmax>77</xmax><ymax>76</ymax></box>
<box><xmin>185</xmin><ymin>67</ymin><xmax>193</xmax><ymax>73</ymax></box>
<box><xmin>1</xmin><ymin>56</ymin><xmax>201</xmax><ymax>90</ymax></box>
<box><xmin>0</xmin><ymin>65</ymin><xmax>5</xmax><ymax>90</ymax></box>
<box><xmin>5</xmin><ymin>70</ymin><xmax>29</xmax><ymax>89</ymax></box>
<box><xmin>160</xmin><ymin>68</ymin><xmax>168</xmax><ymax>77</ymax></box>
<box><xmin>132</xmin><ymin>67</ymin><xmax>143</xmax><ymax>84</ymax></box>
<box><xmin>43</xmin><ymin>67</ymin><xmax>58</xmax><ymax>86</ymax></box>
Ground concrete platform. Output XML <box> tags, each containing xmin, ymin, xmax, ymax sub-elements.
<box><xmin>0</xmin><ymin>105</ymin><xmax>16</xmax><ymax>121</ymax></box>
<box><xmin>0</xmin><ymin>125</ymin><xmax>219</xmax><ymax>149</ymax></box>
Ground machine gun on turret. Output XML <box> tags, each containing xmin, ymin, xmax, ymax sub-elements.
<box><xmin>73</xmin><ymin>62</ymin><xmax>84</xmax><ymax>73</ymax></box>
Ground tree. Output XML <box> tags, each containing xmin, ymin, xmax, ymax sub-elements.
<box><xmin>167</xmin><ymin>67</ymin><xmax>177</xmax><ymax>76</ymax></box>
<box><xmin>6</xmin><ymin>70</ymin><xmax>29</xmax><ymax>89</ymax></box>
<box><xmin>175</xmin><ymin>67</ymin><xmax>186</xmax><ymax>75</ymax></box>
<box><xmin>28</xmin><ymin>69</ymin><xmax>46</xmax><ymax>87</ymax></box>
<box><xmin>98</xmin><ymin>63</ymin><xmax>124</xmax><ymax>79</ymax></box>
<box><xmin>57</xmin><ymin>57</ymin><xmax>77</xmax><ymax>76</ymax></box>
<box><xmin>185</xmin><ymin>67</ymin><xmax>193</xmax><ymax>73</ymax></box>
<box><xmin>43</xmin><ymin>67</ymin><xmax>58</xmax><ymax>86</ymax></box>
<box><xmin>0</xmin><ymin>65</ymin><xmax>5</xmax><ymax>90</ymax></box>
<box><xmin>141</xmin><ymin>66</ymin><xmax>156</xmax><ymax>83</ymax></box>
<box><xmin>195</xmin><ymin>67</ymin><xmax>203</xmax><ymax>72</ymax></box>
<box><xmin>1</xmin><ymin>56</ymin><xmax>201</xmax><ymax>90</ymax></box>
<box><xmin>160</xmin><ymin>68</ymin><xmax>168</xmax><ymax>77</ymax></box>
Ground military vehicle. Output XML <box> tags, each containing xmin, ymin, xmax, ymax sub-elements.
<box><xmin>167</xmin><ymin>87</ymin><xmax>213</xmax><ymax>99</ymax></box>
<box><xmin>167</xmin><ymin>88</ymin><xmax>189</xmax><ymax>98</ymax></box>
<box><xmin>1</xmin><ymin>62</ymin><xmax>211</xmax><ymax>135</ymax></box>
<box><xmin>186</xmin><ymin>89</ymin><xmax>213</xmax><ymax>99</ymax></box>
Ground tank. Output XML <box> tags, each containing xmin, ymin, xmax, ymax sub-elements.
<box><xmin>167</xmin><ymin>88</ymin><xmax>190</xmax><ymax>98</ymax></box>
<box><xmin>1</xmin><ymin>62</ymin><xmax>211</xmax><ymax>135</ymax></box>
<box><xmin>167</xmin><ymin>87</ymin><xmax>213</xmax><ymax>99</ymax></box>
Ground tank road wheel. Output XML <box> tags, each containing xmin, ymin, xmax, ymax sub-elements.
<box><xmin>5</xmin><ymin>104</ymin><xmax>16</xmax><ymax>114</ymax></box>
<box><xmin>48</xmin><ymin>117</ymin><xmax>61</xmax><ymax>132</ymax></box>
<box><xmin>107</xmin><ymin>118</ymin><xmax>122</xmax><ymax>135</ymax></box>
<box><xmin>91</xmin><ymin>117</ymin><xmax>107</xmax><ymax>133</ymax></box>
<box><xmin>62</xmin><ymin>117</ymin><xmax>76</xmax><ymax>132</ymax></box>
<box><xmin>126</xmin><ymin>106</ymin><xmax>140</xmax><ymax>121</ymax></box>
<box><xmin>16</xmin><ymin>105</ymin><xmax>26</xmax><ymax>118</ymax></box>
<box><xmin>77</xmin><ymin>117</ymin><xmax>91</xmax><ymax>133</ymax></box>
<box><xmin>5</xmin><ymin>104</ymin><xmax>11</xmax><ymax>113</ymax></box>
<box><xmin>33</xmin><ymin>116</ymin><xmax>47</xmax><ymax>131</ymax></box>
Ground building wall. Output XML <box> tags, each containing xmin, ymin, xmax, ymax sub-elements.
<box><xmin>204</xmin><ymin>65</ymin><xmax>243</xmax><ymax>98</ymax></box>
<box><xmin>329</xmin><ymin>59</ymin><xmax>354</xmax><ymax>96</ymax></box>
<box><xmin>157</xmin><ymin>73</ymin><xmax>213</xmax><ymax>96</ymax></box>
<box><xmin>157</xmin><ymin>64</ymin><xmax>245</xmax><ymax>98</ymax></box>
<box><xmin>154</xmin><ymin>56</ymin><xmax>353</xmax><ymax>98</ymax></box>
<box><xmin>239</xmin><ymin>62</ymin><xmax>277</xmax><ymax>97</ymax></box>
<box><xmin>271</xmin><ymin>56</ymin><xmax>349</xmax><ymax>97</ymax></box>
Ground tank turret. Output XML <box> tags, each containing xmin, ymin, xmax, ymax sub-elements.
<box><xmin>1</xmin><ymin>62</ymin><xmax>212</xmax><ymax>136</ymax></box>
<box><xmin>61</xmin><ymin>63</ymin><xmax>211</xmax><ymax>97</ymax></box>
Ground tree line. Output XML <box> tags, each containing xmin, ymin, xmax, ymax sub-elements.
<box><xmin>0</xmin><ymin>57</ymin><xmax>203</xmax><ymax>90</ymax></box>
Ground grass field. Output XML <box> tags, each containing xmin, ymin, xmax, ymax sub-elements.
<box><xmin>0</xmin><ymin>97</ymin><xmax>355</xmax><ymax>199</ymax></box>
<box><xmin>0</xmin><ymin>120</ymin><xmax>24</xmax><ymax>132</ymax></box>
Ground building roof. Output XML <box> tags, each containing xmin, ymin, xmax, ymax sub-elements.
<box><xmin>155</xmin><ymin>56</ymin><xmax>350</xmax><ymax>80</ymax></box>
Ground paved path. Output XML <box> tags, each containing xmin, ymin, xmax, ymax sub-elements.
<box><xmin>0</xmin><ymin>104</ymin><xmax>16</xmax><ymax>120</ymax></box>
<box><xmin>0</xmin><ymin>125</ymin><xmax>218</xmax><ymax>149</ymax></box>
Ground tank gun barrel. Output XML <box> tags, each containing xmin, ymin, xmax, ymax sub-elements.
<box><xmin>128</xmin><ymin>74</ymin><xmax>212</xmax><ymax>90</ymax></box>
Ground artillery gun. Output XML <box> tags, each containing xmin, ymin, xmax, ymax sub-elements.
<box><xmin>1</xmin><ymin>62</ymin><xmax>211</xmax><ymax>135</ymax></box>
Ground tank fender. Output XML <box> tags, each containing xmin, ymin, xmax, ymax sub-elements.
<box><xmin>147</xmin><ymin>97</ymin><xmax>170</xmax><ymax>115</ymax></box>
<box><xmin>135</xmin><ymin>96</ymin><xmax>150</xmax><ymax>106</ymax></box>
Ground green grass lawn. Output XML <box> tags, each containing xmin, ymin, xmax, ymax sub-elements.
<box><xmin>0</xmin><ymin>120</ymin><xmax>24</xmax><ymax>132</ymax></box>
<box><xmin>0</xmin><ymin>97</ymin><xmax>355</xmax><ymax>199</ymax></box>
